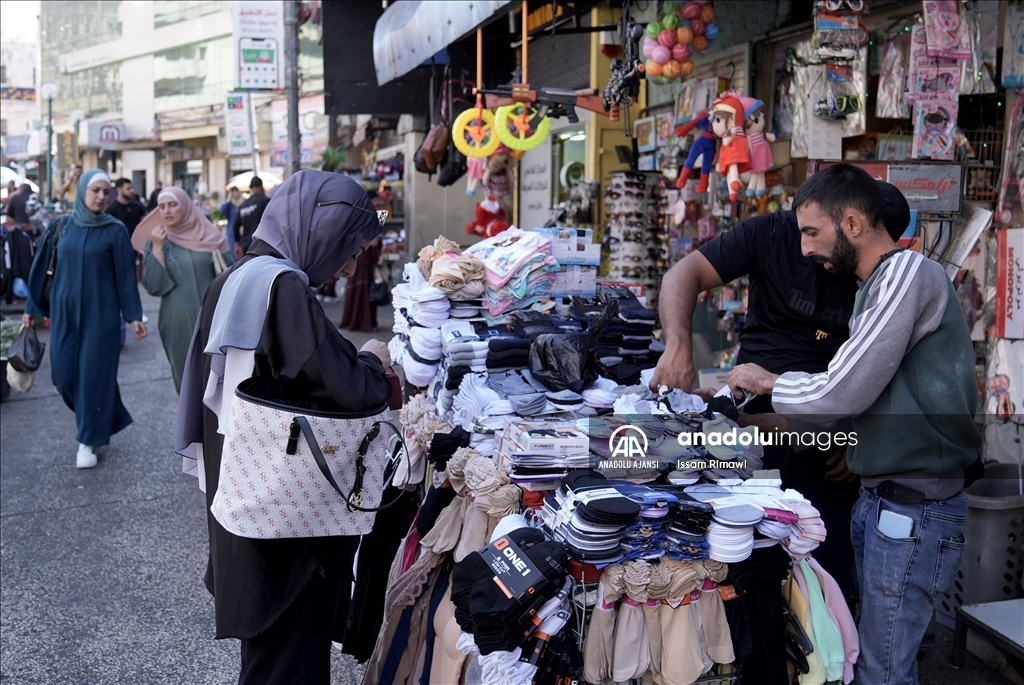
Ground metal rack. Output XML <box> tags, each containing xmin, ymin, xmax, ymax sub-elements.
<box><xmin>957</xmin><ymin>128</ymin><xmax>1005</xmax><ymax>206</ymax></box>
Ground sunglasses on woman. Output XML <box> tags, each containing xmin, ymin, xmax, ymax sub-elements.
<box><xmin>316</xmin><ymin>199</ymin><xmax>389</xmax><ymax>229</ymax></box>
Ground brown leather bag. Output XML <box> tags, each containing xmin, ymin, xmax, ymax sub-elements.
<box><xmin>414</xmin><ymin>71</ymin><xmax>449</xmax><ymax>176</ymax></box>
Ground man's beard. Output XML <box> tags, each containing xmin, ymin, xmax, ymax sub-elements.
<box><xmin>815</xmin><ymin>224</ymin><xmax>859</xmax><ymax>276</ymax></box>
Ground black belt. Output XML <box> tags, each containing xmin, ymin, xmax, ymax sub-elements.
<box><xmin>873</xmin><ymin>480</ymin><xmax>926</xmax><ymax>504</ymax></box>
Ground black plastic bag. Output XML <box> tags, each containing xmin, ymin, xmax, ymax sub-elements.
<box><xmin>529</xmin><ymin>332</ymin><xmax>597</xmax><ymax>393</ymax></box>
<box><xmin>8</xmin><ymin>325</ymin><xmax>45</xmax><ymax>372</ymax></box>
<box><xmin>370</xmin><ymin>280</ymin><xmax>391</xmax><ymax>307</ymax></box>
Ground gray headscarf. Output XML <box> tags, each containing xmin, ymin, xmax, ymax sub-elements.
<box><xmin>252</xmin><ymin>169</ymin><xmax>381</xmax><ymax>287</ymax></box>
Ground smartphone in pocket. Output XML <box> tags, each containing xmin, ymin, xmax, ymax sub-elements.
<box><xmin>878</xmin><ymin>509</ymin><xmax>914</xmax><ymax>539</ymax></box>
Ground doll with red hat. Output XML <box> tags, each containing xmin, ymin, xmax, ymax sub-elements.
<box><xmin>711</xmin><ymin>94</ymin><xmax>752</xmax><ymax>202</ymax></box>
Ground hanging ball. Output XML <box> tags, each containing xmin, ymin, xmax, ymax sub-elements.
<box><xmin>663</xmin><ymin>59</ymin><xmax>683</xmax><ymax>79</ymax></box>
<box><xmin>672</xmin><ymin>42</ymin><xmax>691</xmax><ymax>61</ymax></box>
<box><xmin>704</xmin><ymin>23</ymin><xmax>721</xmax><ymax>41</ymax></box>
<box><xmin>664</xmin><ymin>14</ymin><xmax>681</xmax><ymax>31</ymax></box>
<box><xmin>663</xmin><ymin>0</ymin><xmax>682</xmax><ymax>13</ymax></box>
<box><xmin>658</xmin><ymin>28</ymin><xmax>678</xmax><ymax>47</ymax></box>
<box><xmin>642</xmin><ymin>36</ymin><xmax>657</xmax><ymax>58</ymax></box>
<box><xmin>683</xmin><ymin>2</ymin><xmax>702</xmax><ymax>20</ymax></box>
<box><xmin>646</xmin><ymin>21</ymin><xmax>663</xmax><ymax>39</ymax></box>
<box><xmin>676</xmin><ymin>25</ymin><xmax>693</xmax><ymax>45</ymax></box>
<box><xmin>700</xmin><ymin>5</ymin><xmax>715</xmax><ymax>23</ymax></box>
<box><xmin>680</xmin><ymin>59</ymin><xmax>695</xmax><ymax>76</ymax></box>
<box><xmin>646</xmin><ymin>59</ymin><xmax>664</xmax><ymax>77</ymax></box>
<box><xmin>652</xmin><ymin>45</ymin><xmax>672</xmax><ymax>65</ymax></box>
<box><xmin>690</xmin><ymin>18</ymin><xmax>705</xmax><ymax>36</ymax></box>
<box><xmin>692</xmin><ymin>35</ymin><xmax>708</xmax><ymax>51</ymax></box>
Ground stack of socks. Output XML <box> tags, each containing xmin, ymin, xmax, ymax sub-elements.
<box><xmin>543</xmin><ymin>471</ymin><xmax>642</xmax><ymax>565</ymax></box>
<box><xmin>487</xmin><ymin>336</ymin><xmax>531</xmax><ymax>371</ymax></box>
<box><xmin>663</xmin><ymin>498</ymin><xmax>714</xmax><ymax>560</ymax></box>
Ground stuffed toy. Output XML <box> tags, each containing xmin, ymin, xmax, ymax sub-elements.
<box><xmin>465</xmin><ymin>196</ymin><xmax>510</xmax><ymax>238</ymax></box>
<box><xmin>482</xmin><ymin>148</ymin><xmax>516</xmax><ymax>217</ymax></box>
<box><xmin>674</xmin><ymin>111</ymin><xmax>717</xmax><ymax>192</ymax></box>
<box><xmin>711</xmin><ymin>94</ymin><xmax>752</xmax><ymax>202</ymax></box>
<box><xmin>466</xmin><ymin>157</ymin><xmax>486</xmax><ymax>196</ymax></box>
<box><xmin>741</xmin><ymin>97</ymin><xmax>775</xmax><ymax>197</ymax></box>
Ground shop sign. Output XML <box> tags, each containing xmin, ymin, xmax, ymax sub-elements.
<box><xmin>0</xmin><ymin>87</ymin><xmax>36</xmax><ymax>101</ymax></box>
<box><xmin>270</xmin><ymin>95</ymin><xmax>325</xmax><ymax>167</ymax></box>
<box><xmin>886</xmin><ymin>163</ymin><xmax>962</xmax><ymax>214</ymax></box>
<box><xmin>995</xmin><ymin>228</ymin><xmax>1024</xmax><ymax>339</ymax></box>
<box><xmin>56</xmin><ymin>132</ymin><xmax>78</xmax><ymax>169</ymax></box>
<box><xmin>232</xmin><ymin>0</ymin><xmax>285</xmax><ymax>90</ymax></box>
<box><xmin>224</xmin><ymin>92</ymin><xmax>254</xmax><ymax>157</ymax></box>
<box><xmin>4</xmin><ymin>135</ymin><xmax>30</xmax><ymax>155</ymax></box>
<box><xmin>87</xmin><ymin>122</ymin><xmax>125</xmax><ymax>149</ymax></box>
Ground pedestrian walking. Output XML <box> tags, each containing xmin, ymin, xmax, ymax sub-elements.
<box><xmin>148</xmin><ymin>179</ymin><xmax>163</xmax><ymax>211</ymax></box>
<box><xmin>57</xmin><ymin>164</ymin><xmax>83</xmax><ymax>203</ymax></box>
<box><xmin>339</xmin><ymin>234</ymin><xmax>382</xmax><ymax>332</ymax></box>
<box><xmin>235</xmin><ymin>176</ymin><xmax>269</xmax><ymax>258</ymax></box>
<box><xmin>219</xmin><ymin>185</ymin><xmax>243</xmax><ymax>255</ymax></box>
<box><xmin>175</xmin><ymin>170</ymin><xmax>392</xmax><ymax>684</ymax></box>
<box><xmin>106</xmin><ymin>177</ymin><xmax>148</xmax><ymax>237</ymax></box>
<box><xmin>5</xmin><ymin>183</ymin><xmax>31</xmax><ymax>225</ymax></box>
<box><xmin>22</xmin><ymin>169</ymin><xmax>147</xmax><ymax>469</ymax></box>
<box><xmin>134</xmin><ymin>186</ymin><xmax>232</xmax><ymax>392</ymax></box>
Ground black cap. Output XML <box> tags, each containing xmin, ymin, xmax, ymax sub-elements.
<box><xmin>878</xmin><ymin>181</ymin><xmax>911</xmax><ymax>241</ymax></box>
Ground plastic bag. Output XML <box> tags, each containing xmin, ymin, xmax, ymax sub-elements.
<box><xmin>6</xmin><ymin>363</ymin><xmax>33</xmax><ymax>392</ymax></box>
<box><xmin>8</xmin><ymin>325</ymin><xmax>45</xmax><ymax>372</ymax></box>
<box><xmin>529</xmin><ymin>332</ymin><xmax>597</xmax><ymax>393</ymax></box>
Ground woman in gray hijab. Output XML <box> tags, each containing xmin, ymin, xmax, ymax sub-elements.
<box><xmin>175</xmin><ymin>170</ymin><xmax>393</xmax><ymax>684</ymax></box>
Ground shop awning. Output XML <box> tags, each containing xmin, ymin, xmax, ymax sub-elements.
<box><xmin>373</xmin><ymin>0</ymin><xmax>513</xmax><ymax>86</ymax></box>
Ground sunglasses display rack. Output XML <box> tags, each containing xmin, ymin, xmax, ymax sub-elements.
<box><xmin>601</xmin><ymin>170</ymin><xmax>669</xmax><ymax>307</ymax></box>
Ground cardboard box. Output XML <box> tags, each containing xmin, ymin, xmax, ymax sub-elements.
<box><xmin>995</xmin><ymin>228</ymin><xmax>1024</xmax><ymax>339</ymax></box>
<box><xmin>553</xmin><ymin>265</ymin><xmax>598</xmax><ymax>296</ymax></box>
<box><xmin>536</xmin><ymin>228</ymin><xmax>601</xmax><ymax>265</ymax></box>
<box><xmin>501</xmin><ymin>419</ymin><xmax>590</xmax><ymax>457</ymax></box>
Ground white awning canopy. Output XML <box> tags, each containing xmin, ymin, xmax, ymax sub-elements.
<box><xmin>373</xmin><ymin>0</ymin><xmax>513</xmax><ymax>86</ymax></box>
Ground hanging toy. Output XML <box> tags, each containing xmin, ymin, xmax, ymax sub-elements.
<box><xmin>674</xmin><ymin>110</ymin><xmax>717</xmax><ymax>192</ymax></box>
<box><xmin>482</xmin><ymin>146</ymin><xmax>517</xmax><ymax>218</ymax></box>
<box><xmin>740</xmin><ymin>97</ymin><xmax>775</xmax><ymax>197</ymax></box>
<box><xmin>494</xmin><ymin>102</ymin><xmax>551</xmax><ymax>151</ymax></box>
<box><xmin>711</xmin><ymin>95</ymin><xmax>753</xmax><ymax>202</ymax></box>
<box><xmin>466</xmin><ymin>156</ymin><xmax>486</xmax><ymax>196</ymax></box>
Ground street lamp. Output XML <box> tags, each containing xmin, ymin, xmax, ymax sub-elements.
<box><xmin>40</xmin><ymin>82</ymin><xmax>59</xmax><ymax>205</ymax></box>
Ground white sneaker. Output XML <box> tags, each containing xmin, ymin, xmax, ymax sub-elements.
<box><xmin>76</xmin><ymin>444</ymin><xmax>97</xmax><ymax>469</ymax></box>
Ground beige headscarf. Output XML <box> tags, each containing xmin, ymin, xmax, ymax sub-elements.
<box><xmin>132</xmin><ymin>186</ymin><xmax>228</xmax><ymax>254</ymax></box>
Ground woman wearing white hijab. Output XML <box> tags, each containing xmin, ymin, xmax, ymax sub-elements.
<box><xmin>174</xmin><ymin>170</ymin><xmax>393</xmax><ymax>684</ymax></box>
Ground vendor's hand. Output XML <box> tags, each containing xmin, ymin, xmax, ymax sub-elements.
<box><xmin>131</xmin><ymin>321</ymin><xmax>147</xmax><ymax>340</ymax></box>
<box><xmin>360</xmin><ymin>339</ymin><xmax>391</xmax><ymax>368</ymax></box>
<box><xmin>21</xmin><ymin>313</ymin><xmax>35</xmax><ymax>328</ymax></box>
<box><xmin>725</xmin><ymin>363</ymin><xmax>779</xmax><ymax>398</ymax></box>
<box><xmin>825</xmin><ymin>445</ymin><xmax>857</xmax><ymax>482</ymax></box>
<box><xmin>234</xmin><ymin>244</ymin><xmax>244</xmax><ymax>260</ymax></box>
<box><xmin>691</xmin><ymin>387</ymin><xmax>718</xmax><ymax>401</ymax></box>
<box><xmin>649</xmin><ymin>346</ymin><xmax>695</xmax><ymax>393</ymax></box>
<box><xmin>151</xmin><ymin>225</ymin><xmax>167</xmax><ymax>250</ymax></box>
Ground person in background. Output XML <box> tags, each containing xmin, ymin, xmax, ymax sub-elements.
<box><xmin>220</xmin><ymin>185</ymin><xmax>243</xmax><ymax>256</ymax></box>
<box><xmin>106</xmin><ymin>178</ymin><xmax>148</xmax><ymax>237</ymax></box>
<box><xmin>5</xmin><ymin>180</ymin><xmax>17</xmax><ymax>199</ymax></box>
<box><xmin>725</xmin><ymin>163</ymin><xmax>981</xmax><ymax>685</ymax></box>
<box><xmin>175</xmin><ymin>170</ymin><xmax>392</xmax><ymax>684</ymax></box>
<box><xmin>58</xmin><ymin>164</ymin><xmax>83</xmax><ymax>203</ymax></box>
<box><xmin>235</xmin><ymin>176</ymin><xmax>269</xmax><ymax>259</ymax></box>
<box><xmin>340</xmin><ymin>234</ymin><xmax>382</xmax><ymax>332</ymax></box>
<box><xmin>5</xmin><ymin>183</ymin><xmax>31</xmax><ymax>226</ymax></box>
<box><xmin>148</xmin><ymin>179</ymin><xmax>164</xmax><ymax>211</ymax></box>
<box><xmin>22</xmin><ymin>169</ymin><xmax>147</xmax><ymax>469</ymax></box>
<box><xmin>135</xmin><ymin>186</ymin><xmax>232</xmax><ymax>392</ymax></box>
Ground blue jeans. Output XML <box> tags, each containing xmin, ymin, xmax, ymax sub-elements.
<box><xmin>850</xmin><ymin>488</ymin><xmax>967</xmax><ymax>685</ymax></box>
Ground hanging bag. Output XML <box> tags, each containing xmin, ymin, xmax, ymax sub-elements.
<box><xmin>414</xmin><ymin>69</ymin><xmax>450</xmax><ymax>177</ymax></box>
<box><xmin>436</xmin><ymin>70</ymin><xmax>471</xmax><ymax>187</ymax></box>
<box><xmin>210</xmin><ymin>377</ymin><xmax>407</xmax><ymax>539</ymax></box>
<box><xmin>369</xmin><ymin>265</ymin><xmax>391</xmax><ymax>306</ymax></box>
<box><xmin>7</xmin><ymin>325</ymin><xmax>45</xmax><ymax>372</ymax></box>
<box><xmin>40</xmin><ymin>214</ymin><xmax>71</xmax><ymax>311</ymax></box>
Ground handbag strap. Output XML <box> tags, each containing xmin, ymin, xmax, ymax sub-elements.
<box><xmin>287</xmin><ymin>416</ymin><xmax>409</xmax><ymax>513</ymax></box>
<box><xmin>46</xmin><ymin>215</ymin><xmax>70</xmax><ymax>277</ymax></box>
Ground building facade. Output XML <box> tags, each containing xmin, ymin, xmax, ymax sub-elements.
<box><xmin>1</xmin><ymin>39</ymin><xmax>42</xmax><ymax>170</ymax></box>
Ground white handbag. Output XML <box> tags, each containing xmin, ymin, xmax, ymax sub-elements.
<box><xmin>211</xmin><ymin>378</ymin><xmax>404</xmax><ymax>539</ymax></box>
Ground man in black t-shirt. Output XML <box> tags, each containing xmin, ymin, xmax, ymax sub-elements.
<box><xmin>4</xmin><ymin>183</ymin><xmax>31</xmax><ymax>225</ymax></box>
<box><xmin>235</xmin><ymin>176</ymin><xmax>269</xmax><ymax>258</ymax></box>
<box><xmin>650</xmin><ymin>180</ymin><xmax>910</xmax><ymax>598</ymax></box>
<box><xmin>107</xmin><ymin>178</ymin><xmax>148</xmax><ymax>238</ymax></box>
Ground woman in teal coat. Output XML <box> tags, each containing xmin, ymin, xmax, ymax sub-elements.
<box><xmin>23</xmin><ymin>169</ymin><xmax>147</xmax><ymax>469</ymax></box>
<box><xmin>132</xmin><ymin>186</ymin><xmax>231</xmax><ymax>393</ymax></box>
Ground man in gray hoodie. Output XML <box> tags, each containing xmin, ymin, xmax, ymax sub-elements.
<box><xmin>727</xmin><ymin>163</ymin><xmax>980</xmax><ymax>685</ymax></box>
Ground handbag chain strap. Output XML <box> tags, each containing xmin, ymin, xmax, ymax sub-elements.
<box><xmin>287</xmin><ymin>416</ymin><xmax>409</xmax><ymax>513</ymax></box>
<box><xmin>46</xmin><ymin>215</ymin><xmax>70</xmax><ymax>277</ymax></box>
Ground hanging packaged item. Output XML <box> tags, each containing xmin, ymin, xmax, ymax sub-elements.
<box><xmin>959</xmin><ymin>0</ymin><xmax>999</xmax><ymax>95</ymax></box>
<box><xmin>875</xmin><ymin>36</ymin><xmax>911</xmax><ymax>119</ymax></box>
<box><xmin>1003</xmin><ymin>5</ymin><xmax>1024</xmax><ymax>87</ymax></box>
<box><xmin>923</xmin><ymin>0</ymin><xmax>972</xmax><ymax>61</ymax></box>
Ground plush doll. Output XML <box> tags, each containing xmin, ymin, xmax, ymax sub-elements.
<box><xmin>741</xmin><ymin>97</ymin><xmax>775</xmax><ymax>197</ymax></box>
<box><xmin>466</xmin><ymin>157</ymin><xmax>486</xmax><ymax>196</ymax></box>
<box><xmin>711</xmin><ymin>95</ymin><xmax>752</xmax><ymax>202</ymax></box>
<box><xmin>465</xmin><ymin>196</ymin><xmax>510</xmax><ymax>238</ymax></box>
<box><xmin>483</xmin><ymin>148</ymin><xmax>516</xmax><ymax>218</ymax></box>
<box><xmin>674</xmin><ymin>111</ymin><xmax>718</xmax><ymax>192</ymax></box>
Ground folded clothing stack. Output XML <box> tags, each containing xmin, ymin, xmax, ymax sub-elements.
<box><xmin>779</xmin><ymin>494</ymin><xmax>828</xmax><ymax>556</ymax></box>
<box><xmin>606</xmin><ymin>286</ymin><xmax>656</xmax><ymax>358</ymax></box>
<box><xmin>449</xmin><ymin>299</ymin><xmax>484</xmax><ymax>319</ymax></box>
<box><xmin>511</xmin><ymin>311</ymin><xmax>559</xmax><ymax>341</ymax></box>
<box><xmin>662</xmin><ymin>498</ymin><xmax>714</xmax><ymax>560</ymax></box>
<box><xmin>487</xmin><ymin>368</ymin><xmax>548</xmax><ymax>415</ymax></box>
<box><xmin>390</xmin><ymin>270</ymin><xmax>451</xmax><ymax>388</ymax></box>
<box><xmin>464</xmin><ymin>228</ymin><xmax>559</xmax><ymax>317</ymax></box>
<box><xmin>451</xmin><ymin>526</ymin><xmax>570</xmax><ymax>656</ymax></box>
<box><xmin>543</xmin><ymin>470</ymin><xmax>642</xmax><ymax>565</ymax></box>
<box><xmin>487</xmin><ymin>336</ymin><xmax>531</xmax><ymax>371</ymax></box>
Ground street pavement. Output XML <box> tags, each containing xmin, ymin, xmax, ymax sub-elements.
<box><xmin>0</xmin><ymin>287</ymin><xmax>1018</xmax><ymax>684</ymax></box>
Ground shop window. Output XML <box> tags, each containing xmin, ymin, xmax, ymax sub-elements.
<box><xmin>552</xmin><ymin>128</ymin><xmax>587</xmax><ymax>205</ymax></box>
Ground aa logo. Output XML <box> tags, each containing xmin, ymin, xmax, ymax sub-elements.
<box><xmin>609</xmin><ymin>425</ymin><xmax>649</xmax><ymax>460</ymax></box>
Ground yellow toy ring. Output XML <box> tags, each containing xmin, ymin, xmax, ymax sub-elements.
<box><xmin>452</xmin><ymin>108</ymin><xmax>501</xmax><ymax>158</ymax></box>
<box><xmin>495</xmin><ymin>103</ymin><xmax>551</xmax><ymax>151</ymax></box>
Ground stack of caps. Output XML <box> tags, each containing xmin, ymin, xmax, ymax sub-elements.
<box><xmin>451</xmin><ymin>526</ymin><xmax>569</xmax><ymax>655</ymax></box>
<box><xmin>543</xmin><ymin>470</ymin><xmax>641</xmax><ymax>565</ymax></box>
<box><xmin>663</xmin><ymin>498</ymin><xmax>714</xmax><ymax>560</ymax></box>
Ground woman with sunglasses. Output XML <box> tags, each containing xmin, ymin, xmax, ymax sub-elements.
<box><xmin>175</xmin><ymin>170</ymin><xmax>394</xmax><ymax>684</ymax></box>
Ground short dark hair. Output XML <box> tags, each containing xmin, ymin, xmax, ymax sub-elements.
<box><xmin>793</xmin><ymin>163</ymin><xmax>885</xmax><ymax>230</ymax></box>
<box><xmin>19</xmin><ymin>183</ymin><xmax>31</xmax><ymax>192</ymax></box>
<box><xmin>114</xmin><ymin>177</ymin><xmax>132</xmax><ymax>189</ymax></box>
<box><xmin>250</xmin><ymin>176</ymin><xmax>263</xmax><ymax>189</ymax></box>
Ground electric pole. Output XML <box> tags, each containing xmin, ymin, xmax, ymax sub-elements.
<box><xmin>284</xmin><ymin>0</ymin><xmax>300</xmax><ymax>177</ymax></box>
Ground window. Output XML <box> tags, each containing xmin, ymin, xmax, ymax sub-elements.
<box><xmin>154</xmin><ymin>1</ymin><xmax>231</xmax><ymax>28</ymax></box>
<box><xmin>153</xmin><ymin>37</ymin><xmax>232</xmax><ymax>111</ymax></box>
<box><xmin>552</xmin><ymin>128</ymin><xmax>587</xmax><ymax>204</ymax></box>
